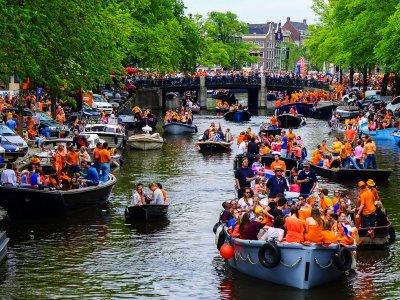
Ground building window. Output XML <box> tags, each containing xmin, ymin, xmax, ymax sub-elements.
<box><xmin>259</xmin><ymin>61</ymin><xmax>264</xmax><ymax>67</ymax></box>
<box><xmin>259</xmin><ymin>41</ymin><xmax>265</xmax><ymax>48</ymax></box>
<box><xmin>259</xmin><ymin>51</ymin><xmax>264</xmax><ymax>58</ymax></box>
<box><xmin>254</xmin><ymin>41</ymin><xmax>259</xmax><ymax>46</ymax></box>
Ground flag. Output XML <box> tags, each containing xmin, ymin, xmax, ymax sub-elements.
<box><xmin>300</xmin><ymin>57</ymin><xmax>305</xmax><ymax>71</ymax></box>
<box><xmin>37</xmin><ymin>88</ymin><xmax>42</xmax><ymax>95</ymax></box>
<box><xmin>342</xmin><ymin>223</ymin><xmax>353</xmax><ymax>238</ymax></box>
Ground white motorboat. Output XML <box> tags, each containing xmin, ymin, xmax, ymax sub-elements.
<box><xmin>84</xmin><ymin>123</ymin><xmax>126</xmax><ymax>148</ymax></box>
<box><xmin>127</xmin><ymin>125</ymin><xmax>164</xmax><ymax>150</ymax></box>
<box><xmin>0</xmin><ymin>207</ymin><xmax>9</xmax><ymax>263</ymax></box>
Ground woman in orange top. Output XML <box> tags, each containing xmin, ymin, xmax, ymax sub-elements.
<box><xmin>304</xmin><ymin>208</ymin><xmax>324</xmax><ymax>243</ymax></box>
<box><xmin>321</xmin><ymin>220</ymin><xmax>337</xmax><ymax>243</ymax></box>
<box><xmin>299</xmin><ymin>196</ymin><xmax>316</xmax><ymax>222</ymax></box>
<box><xmin>285</xmin><ymin>206</ymin><xmax>305</xmax><ymax>243</ymax></box>
<box><xmin>66</xmin><ymin>146</ymin><xmax>80</xmax><ymax>174</ymax></box>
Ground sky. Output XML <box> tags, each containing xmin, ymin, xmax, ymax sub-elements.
<box><xmin>183</xmin><ymin>0</ymin><xmax>317</xmax><ymax>24</ymax></box>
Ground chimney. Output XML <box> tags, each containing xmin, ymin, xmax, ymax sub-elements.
<box><xmin>287</xmin><ymin>17</ymin><xmax>290</xmax><ymax>22</ymax></box>
<box><xmin>303</xmin><ymin>19</ymin><xmax>307</xmax><ymax>24</ymax></box>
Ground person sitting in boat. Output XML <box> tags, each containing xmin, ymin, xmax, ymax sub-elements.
<box><xmin>304</xmin><ymin>208</ymin><xmax>324</xmax><ymax>243</ymax></box>
<box><xmin>148</xmin><ymin>182</ymin><xmax>165</xmax><ymax>205</ymax></box>
<box><xmin>289</xmin><ymin>107</ymin><xmax>296</xmax><ymax>115</ymax></box>
<box><xmin>270</xmin><ymin>115</ymin><xmax>278</xmax><ymax>129</ymax></box>
<box><xmin>216</xmin><ymin>100</ymin><xmax>223</xmax><ymax>109</ymax></box>
<box><xmin>130</xmin><ymin>183</ymin><xmax>147</xmax><ymax>206</ymax></box>
<box><xmin>270</xmin><ymin>153</ymin><xmax>286</xmax><ymax>173</ymax></box>
<box><xmin>238</xmin><ymin>187</ymin><xmax>254</xmax><ymax>215</ymax></box>
<box><xmin>59</xmin><ymin>168</ymin><xmax>71</xmax><ymax>190</ymax></box>
<box><xmin>264</xmin><ymin>216</ymin><xmax>285</xmax><ymax>242</ymax></box>
<box><xmin>246</xmin><ymin>214</ymin><xmax>269</xmax><ymax>240</ymax></box>
<box><xmin>30</xmin><ymin>169</ymin><xmax>43</xmax><ymax>189</ymax></box>
<box><xmin>80</xmin><ymin>161</ymin><xmax>99</xmax><ymax>187</ymax></box>
<box><xmin>157</xmin><ymin>183</ymin><xmax>167</xmax><ymax>204</ymax></box>
<box><xmin>318</xmin><ymin>188</ymin><xmax>333</xmax><ymax>213</ymax></box>
<box><xmin>133</xmin><ymin>106</ymin><xmax>142</xmax><ymax>120</ymax></box>
<box><xmin>259</xmin><ymin>142</ymin><xmax>270</xmax><ymax>155</ymax></box>
<box><xmin>272</xmin><ymin>197</ymin><xmax>289</xmax><ymax>218</ymax></box>
<box><xmin>284</xmin><ymin>206</ymin><xmax>305</xmax><ymax>243</ymax></box>
<box><xmin>299</xmin><ymin>196</ymin><xmax>316</xmax><ymax>222</ymax></box>
<box><xmin>219</xmin><ymin>202</ymin><xmax>232</xmax><ymax>225</ymax></box>
<box><xmin>375</xmin><ymin>200</ymin><xmax>389</xmax><ymax>227</ymax></box>
<box><xmin>224</xmin><ymin>128</ymin><xmax>233</xmax><ymax>142</ymax></box>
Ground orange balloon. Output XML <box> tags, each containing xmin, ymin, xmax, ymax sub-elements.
<box><xmin>220</xmin><ymin>244</ymin><xmax>235</xmax><ymax>259</ymax></box>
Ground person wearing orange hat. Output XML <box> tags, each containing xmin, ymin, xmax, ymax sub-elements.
<box><xmin>356</xmin><ymin>181</ymin><xmax>376</xmax><ymax>227</ymax></box>
<box><xmin>366</xmin><ymin>179</ymin><xmax>380</xmax><ymax>202</ymax></box>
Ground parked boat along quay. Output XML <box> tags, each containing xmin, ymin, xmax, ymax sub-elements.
<box><xmin>0</xmin><ymin>112</ymin><xmax>399</xmax><ymax>299</ymax></box>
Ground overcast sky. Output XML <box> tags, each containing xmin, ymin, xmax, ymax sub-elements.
<box><xmin>183</xmin><ymin>0</ymin><xmax>317</xmax><ymax>24</ymax></box>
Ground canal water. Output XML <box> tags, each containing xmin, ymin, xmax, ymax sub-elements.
<box><xmin>1</xmin><ymin>109</ymin><xmax>400</xmax><ymax>299</ymax></box>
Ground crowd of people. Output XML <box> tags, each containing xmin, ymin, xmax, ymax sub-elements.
<box><xmin>164</xmin><ymin>107</ymin><xmax>194</xmax><ymax>124</ymax></box>
<box><xmin>224</xmin><ymin>168</ymin><xmax>388</xmax><ymax>244</ymax></box>
<box><xmin>200</xmin><ymin>122</ymin><xmax>233</xmax><ymax>143</ymax></box>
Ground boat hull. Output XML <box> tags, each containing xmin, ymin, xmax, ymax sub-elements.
<box><xmin>309</xmin><ymin>163</ymin><xmax>392</xmax><ymax>182</ymax></box>
<box><xmin>0</xmin><ymin>174</ymin><xmax>116</xmax><ymax>218</ymax></box>
<box><xmin>128</xmin><ymin>138</ymin><xmax>163</xmax><ymax>150</ymax></box>
<box><xmin>226</xmin><ymin>233</ymin><xmax>355</xmax><ymax>289</ymax></box>
<box><xmin>394</xmin><ymin>131</ymin><xmax>400</xmax><ymax>144</ymax></box>
<box><xmin>277</xmin><ymin>114</ymin><xmax>304</xmax><ymax>128</ymax></box>
<box><xmin>163</xmin><ymin>123</ymin><xmax>197</xmax><ymax>135</ymax></box>
<box><xmin>278</xmin><ymin>103</ymin><xmax>314</xmax><ymax>116</ymax></box>
<box><xmin>0</xmin><ymin>231</ymin><xmax>9</xmax><ymax>263</ymax></box>
<box><xmin>85</xmin><ymin>132</ymin><xmax>125</xmax><ymax>148</ymax></box>
<box><xmin>260</xmin><ymin>128</ymin><xmax>282</xmax><ymax>137</ymax></box>
<box><xmin>196</xmin><ymin>141</ymin><xmax>232</xmax><ymax>152</ymax></box>
<box><xmin>125</xmin><ymin>205</ymin><xmax>168</xmax><ymax>220</ymax></box>
<box><xmin>310</xmin><ymin>104</ymin><xmax>337</xmax><ymax>119</ymax></box>
<box><xmin>133</xmin><ymin>118</ymin><xmax>158</xmax><ymax>129</ymax></box>
<box><xmin>233</xmin><ymin>154</ymin><xmax>299</xmax><ymax>171</ymax></box>
<box><xmin>358</xmin><ymin>223</ymin><xmax>395</xmax><ymax>246</ymax></box>
<box><xmin>360</xmin><ymin>127</ymin><xmax>396</xmax><ymax>141</ymax></box>
<box><xmin>223</xmin><ymin>110</ymin><xmax>251</xmax><ymax>122</ymax></box>
<box><xmin>216</xmin><ymin>107</ymin><xmax>229</xmax><ymax>113</ymax></box>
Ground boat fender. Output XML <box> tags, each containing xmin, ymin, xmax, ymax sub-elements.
<box><xmin>213</xmin><ymin>222</ymin><xmax>220</xmax><ymax>234</ymax></box>
<box><xmin>258</xmin><ymin>242</ymin><xmax>281</xmax><ymax>268</ymax></box>
<box><xmin>339</xmin><ymin>124</ymin><xmax>344</xmax><ymax>130</ymax></box>
<box><xmin>215</xmin><ymin>227</ymin><xmax>225</xmax><ymax>251</ymax></box>
<box><xmin>333</xmin><ymin>247</ymin><xmax>352</xmax><ymax>271</ymax></box>
<box><xmin>389</xmin><ymin>225</ymin><xmax>396</xmax><ymax>244</ymax></box>
<box><xmin>353</xmin><ymin>125</ymin><xmax>358</xmax><ymax>130</ymax></box>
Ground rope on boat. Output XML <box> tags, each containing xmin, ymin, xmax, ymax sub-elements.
<box><xmin>314</xmin><ymin>257</ymin><xmax>333</xmax><ymax>269</ymax></box>
<box><xmin>280</xmin><ymin>257</ymin><xmax>302</xmax><ymax>268</ymax></box>
<box><xmin>235</xmin><ymin>251</ymin><xmax>259</xmax><ymax>265</ymax></box>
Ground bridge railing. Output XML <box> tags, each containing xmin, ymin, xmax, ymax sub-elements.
<box><xmin>132</xmin><ymin>76</ymin><xmax>326</xmax><ymax>89</ymax></box>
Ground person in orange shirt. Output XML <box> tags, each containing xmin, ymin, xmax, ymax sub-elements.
<box><xmin>318</xmin><ymin>189</ymin><xmax>333</xmax><ymax>212</ymax></box>
<box><xmin>320</xmin><ymin>139</ymin><xmax>329</xmax><ymax>153</ymax></box>
<box><xmin>289</xmin><ymin>107</ymin><xmax>295</xmax><ymax>114</ymax></box>
<box><xmin>270</xmin><ymin>153</ymin><xmax>286</xmax><ymax>173</ymax></box>
<box><xmin>66</xmin><ymin>145</ymin><xmax>80</xmax><ymax>175</ymax></box>
<box><xmin>312</xmin><ymin>149</ymin><xmax>324</xmax><ymax>165</ymax></box>
<box><xmin>344</xmin><ymin>124</ymin><xmax>357</xmax><ymax>145</ymax></box>
<box><xmin>55</xmin><ymin>144</ymin><xmax>66</xmax><ymax>176</ymax></box>
<box><xmin>304</xmin><ymin>208</ymin><xmax>324</xmax><ymax>243</ymax></box>
<box><xmin>366</xmin><ymin>179</ymin><xmax>380</xmax><ymax>202</ymax></box>
<box><xmin>356</xmin><ymin>181</ymin><xmax>377</xmax><ymax>227</ymax></box>
<box><xmin>299</xmin><ymin>196</ymin><xmax>316</xmax><ymax>222</ymax></box>
<box><xmin>285</xmin><ymin>206</ymin><xmax>305</xmax><ymax>243</ymax></box>
<box><xmin>99</xmin><ymin>142</ymin><xmax>111</xmax><ymax>182</ymax></box>
<box><xmin>270</xmin><ymin>115</ymin><xmax>278</xmax><ymax>129</ymax></box>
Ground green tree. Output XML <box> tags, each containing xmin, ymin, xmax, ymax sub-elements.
<box><xmin>197</xmin><ymin>11</ymin><xmax>258</xmax><ymax>70</ymax></box>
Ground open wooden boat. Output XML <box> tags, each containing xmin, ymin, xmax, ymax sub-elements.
<box><xmin>359</xmin><ymin>123</ymin><xmax>396</xmax><ymax>141</ymax></box>
<box><xmin>163</xmin><ymin>122</ymin><xmax>197</xmax><ymax>135</ymax></box>
<box><xmin>125</xmin><ymin>204</ymin><xmax>168</xmax><ymax>220</ymax></box>
<box><xmin>277</xmin><ymin>114</ymin><xmax>306</xmax><ymax>128</ymax></box>
<box><xmin>223</xmin><ymin>110</ymin><xmax>251</xmax><ymax>122</ymax></box>
<box><xmin>358</xmin><ymin>223</ymin><xmax>396</xmax><ymax>246</ymax></box>
<box><xmin>309</xmin><ymin>163</ymin><xmax>392</xmax><ymax>182</ymax></box>
<box><xmin>278</xmin><ymin>103</ymin><xmax>314</xmax><ymax>116</ymax></box>
<box><xmin>0</xmin><ymin>174</ymin><xmax>117</xmax><ymax>218</ymax></box>
<box><xmin>196</xmin><ymin>140</ymin><xmax>233</xmax><ymax>152</ymax></box>
<box><xmin>309</xmin><ymin>103</ymin><xmax>338</xmax><ymax>119</ymax></box>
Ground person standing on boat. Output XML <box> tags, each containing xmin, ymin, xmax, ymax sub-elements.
<box><xmin>247</xmin><ymin>137</ymin><xmax>259</xmax><ymax>155</ymax></box>
<box><xmin>235</xmin><ymin>157</ymin><xmax>256</xmax><ymax>199</ymax></box>
<box><xmin>296</xmin><ymin>162</ymin><xmax>318</xmax><ymax>197</ymax></box>
<box><xmin>93</xmin><ymin>142</ymin><xmax>102</xmax><ymax>175</ymax></box>
<box><xmin>237</xmin><ymin>136</ymin><xmax>248</xmax><ymax>155</ymax></box>
<box><xmin>356</xmin><ymin>181</ymin><xmax>377</xmax><ymax>227</ymax></box>
<box><xmin>362</xmin><ymin>137</ymin><xmax>377</xmax><ymax>169</ymax></box>
<box><xmin>0</xmin><ymin>163</ymin><xmax>17</xmax><ymax>186</ymax></box>
<box><xmin>99</xmin><ymin>142</ymin><xmax>111</xmax><ymax>182</ymax></box>
<box><xmin>72</xmin><ymin>130</ymin><xmax>88</xmax><ymax>150</ymax></box>
<box><xmin>149</xmin><ymin>183</ymin><xmax>164</xmax><ymax>205</ymax></box>
<box><xmin>66</xmin><ymin>145</ymin><xmax>80</xmax><ymax>176</ymax></box>
<box><xmin>344</xmin><ymin>124</ymin><xmax>357</xmax><ymax>146</ymax></box>
<box><xmin>265</xmin><ymin>166</ymin><xmax>289</xmax><ymax>199</ymax></box>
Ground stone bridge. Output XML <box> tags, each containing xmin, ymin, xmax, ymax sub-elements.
<box><xmin>134</xmin><ymin>76</ymin><xmax>328</xmax><ymax>109</ymax></box>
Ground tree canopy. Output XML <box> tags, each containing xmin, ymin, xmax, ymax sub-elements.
<box><xmin>196</xmin><ymin>12</ymin><xmax>259</xmax><ymax>70</ymax></box>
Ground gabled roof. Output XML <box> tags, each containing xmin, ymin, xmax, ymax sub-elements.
<box><xmin>290</xmin><ymin>21</ymin><xmax>308</xmax><ymax>32</ymax></box>
<box><xmin>247</xmin><ymin>23</ymin><xmax>272</xmax><ymax>35</ymax></box>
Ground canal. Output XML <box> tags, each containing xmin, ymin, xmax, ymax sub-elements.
<box><xmin>0</xmin><ymin>110</ymin><xmax>399</xmax><ymax>299</ymax></box>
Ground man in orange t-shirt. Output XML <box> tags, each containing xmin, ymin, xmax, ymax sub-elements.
<box><xmin>270</xmin><ymin>153</ymin><xmax>287</xmax><ymax>173</ymax></box>
<box><xmin>99</xmin><ymin>142</ymin><xmax>111</xmax><ymax>182</ymax></box>
<box><xmin>93</xmin><ymin>142</ymin><xmax>102</xmax><ymax>174</ymax></box>
<box><xmin>356</xmin><ymin>181</ymin><xmax>376</xmax><ymax>227</ymax></box>
<box><xmin>344</xmin><ymin>125</ymin><xmax>356</xmax><ymax>145</ymax></box>
<box><xmin>66</xmin><ymin>146</ymin><xmax>80</xmax><ymax>175</ymax></box>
